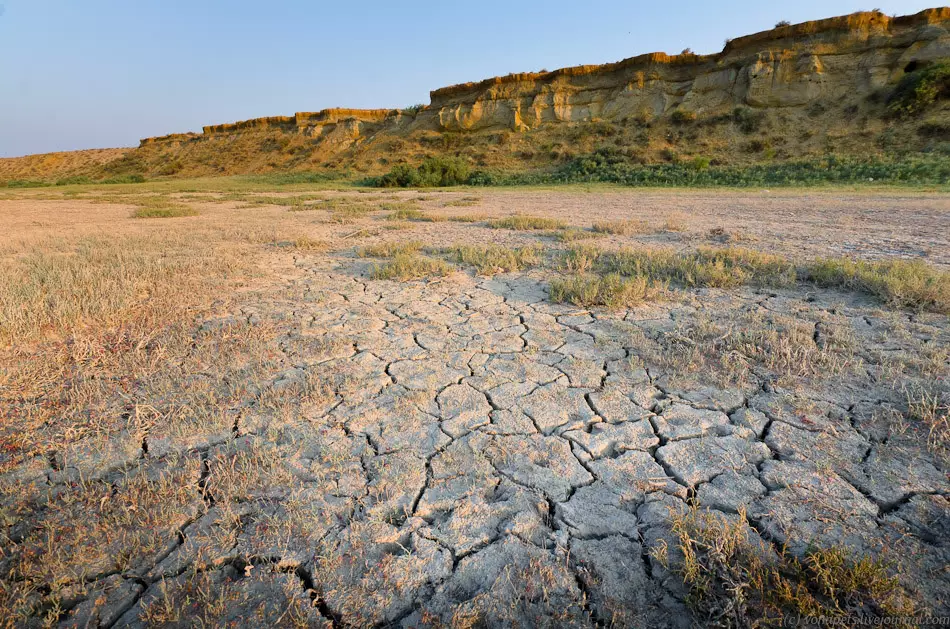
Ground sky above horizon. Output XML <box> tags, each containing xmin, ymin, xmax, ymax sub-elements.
<box><xmin>0</xmin><ymin>0</ymin><xmax>939</xmax><ymax>157</ymax></box>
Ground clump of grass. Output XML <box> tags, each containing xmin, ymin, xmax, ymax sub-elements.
<box><xmin>357</xmin><ymin>240</ymin><xmax>423</xmax><ymax>258</ymax></box>
<box><xmin>128</xmin><ymin>196</ymin><xmax>198</xmax><ymax>218</ymax></box>
<box><xmin>591</xmin><ymin>219</ymin><xmax>649</xmax><ymax>235</ymax></box>
<box><xmin>803</xmin><ymin>257</ymin><xmax>950</xmax><ymax>314</ymax></box>
<box><xmin>439</xmin><ymin>244</ymin><xmax>542</xmax><ymax>275</ymax></box>
<box><xmin>131</xmin><ymin>206</ymin><xmax>199</xmax><ymax>219</ymax></box>
<box><xmin>488</xmin><ymin>215</ymin><xmax>567</xmax><ymax>231</ymax></box>
<box><xmin>326</xmin><ymin>203</ymin><xmax>375</xmax><ymax>224</ymax></box>
<box><xmin>443</xmin><ymin>196</ymin><xmax>481</xmax><ymax>208</ymax></box>
<box><xmin>550</xmin><ymin>273</ymin><xmax>666</xmax><ymax>309</ymax></box>
<box><xmin>370</xmin><ymin>253</ymin><xmax>454</xmax><ymax>280</ymax></box>
<box><xmin>663</xmin><ymin>506</ymin><xmax>914</xmax><ymax>625</ymax></box>
<box><xmin>549</xmin><ymin>228</ymin><xmax>598</xmax><ymax>242</ymax></box>
<box><xmin>558</xmin><ymin>245</ymin><xmax>602</xmax><ymax>274</ymax></box>
<box><xmin>446</xmin><ymin>214</ymin><xmax>488</xmax><ymax>223</ymax></box>
<box><xmin>387</xmin><ymin>207</ymin><xmax>426</xmax><ymax>221</ymax></box>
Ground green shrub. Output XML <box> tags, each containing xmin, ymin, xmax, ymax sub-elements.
<box><xmin>375</xmin><ymin>157</ymin><xmax>473</xmax><ymax>188</ymax></box>
<box><xmin>889</xmin><ymin>62</ymin><xmax>950</xmax><ymax>116</ymax></box>
<box><xmin>533</xmin><ymin>149</ymin><xmax>950</xmax><ymax>187</ymax></box>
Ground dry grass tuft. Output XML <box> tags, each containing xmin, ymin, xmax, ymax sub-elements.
<box><xmin>290</xmin><ymin>236</ymin><xmax>330</xmax><ymax>251</ymax></box>
<box><xmin>663</xmin><ymin>212</ymin><xmax>689</xmax><ymax>232</ymax></box>
<box><xmin>591</xmin><ymin>219</ymin><xmax>650</xmax><ymax>235</ymax></box>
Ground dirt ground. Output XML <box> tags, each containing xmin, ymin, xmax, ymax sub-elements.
<box><xmin>0</xmin><ymin>187</ymin><xmax>948</xmax><ymax>627</ymax></box>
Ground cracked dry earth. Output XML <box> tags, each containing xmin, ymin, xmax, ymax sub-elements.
<box><xmin>2</xmin><ymin>193</ymin><xmax>949</xmax><ymax>627</ymax></box>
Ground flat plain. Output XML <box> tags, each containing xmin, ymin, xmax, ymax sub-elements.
<box><xmin>1</xmin><ymin>183</ymin><xmax>948</xmax><ymax>627</ymax></box>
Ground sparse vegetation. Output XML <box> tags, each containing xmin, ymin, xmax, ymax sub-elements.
<box><xmin>666</xmin><ymin>506</ymin><xmax>914</xmax><ymax>625</ymax></box>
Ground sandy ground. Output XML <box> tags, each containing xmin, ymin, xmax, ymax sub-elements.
<box><xmin>1</xmin><ymin>188</ymin><xmax>947</xmax><ymax>627</ymax></box>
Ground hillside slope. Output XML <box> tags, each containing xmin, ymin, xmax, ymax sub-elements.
<box><xmin>5</xmin><ymin>7</ymin><xmax>950</xmax><ymax>183</ymax></box>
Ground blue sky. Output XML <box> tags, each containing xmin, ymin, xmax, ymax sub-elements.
<box><xmin>0</xmin><ymin>1</ymin><xmax>938</xmax><ymax>157</ymax></box>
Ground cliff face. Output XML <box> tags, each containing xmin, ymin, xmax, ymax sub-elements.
<box><xmin>116</xmin><ymin>8</ymin><xmax>950</xmax><ymax>176</ymax></box>
<box><xmin>423</xmin><ymin>8</ymin><xmax>950</xmax><ymax>132</ymax></box>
